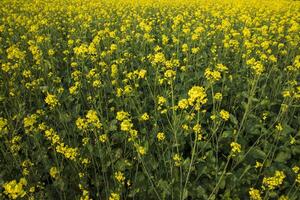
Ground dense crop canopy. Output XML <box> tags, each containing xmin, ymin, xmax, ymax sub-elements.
<box><xmin>0</xmin><ymin>0</ymin><xmax>300</xmax><ymax>199</ymax></box>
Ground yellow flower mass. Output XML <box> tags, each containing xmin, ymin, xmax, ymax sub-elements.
<box><xmin>230</xmin><ymin>142</ymin><xmax>241</xmax><ymax>154</ymax></box>
<box><xmin>45</xmin><ymin>93</ymin><xmax>59</xmax><ymax>108</ymax></box>
<box><xmin>249</xmin><ymin>188</ymin><xmax>262</xmax><ymax>200</ymax></box>
<box><xmin>0</xmin><ymin>0</ymin><xmax>299</xmax><ymax>199</ymax></box>
<box><xmin>157</xmin><ymin>132</ymin><xmax>165</xmax><ymax>141</ymax></box>
<box><xmin>220</xmin><ymin>109</ymin><xmax>230</xmax><ymax>121</ymax></box>
<box><xmin>3</xmin><ymin>178</ymin><xmax>27</xmax><ymax>199</ymax></box>
<box><xmin>50</xmin><ymin>167</ymin><xmax>59</xmax><ymax>179</ymax></box>
<box><xmin>263</xmin><ymin>170</ymin><xmax>286</xmax><ymax>190</ymax></box>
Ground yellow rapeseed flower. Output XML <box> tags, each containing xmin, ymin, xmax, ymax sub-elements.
<box><xmin>230</xmin><ymin>142</ymin><xmax>241</xmax><ymax>154</ymax></box>
<box><xmin>45</xmin><ymin>93</ymin><xmax>59</xmax><ymax>108</ymax></box>
<box><xmin>262</xmin><ymin>170</ymin><xmax>286</xmax><ymax>190</ymax></box>
<box><xmin>120</xmin><ymin>119</ymin><xmax>133</xmax><ymax>132</ymax></box>
<box><xmin>50</xmin><ymin>167</ymin><xmax>59</xmax><ymax>179</ymax></box>
<box><xmin>116</xmin><ymin>111</ymin><xmax>130</xmax><ymax>121</ymax></box>
<box><xmin>3</xmin><ymin>178</ymin><xmax>27</xmax><ymax>199</ymax></box>
<box><xmin>99</xmin><ymin>134</ymin><xmax>108</xmax><ymax>143</ymax></box>
<box><xmin>220</xmin><ymin>110</ymin><xmax>230</xmax><ymax>121</ymax></box>
<box><xmin>214</xmin><ymin>93</ymin><xmax>223</xmax><ymax>101</ymax></box>
<box><xmin>249</xmin><ymin>188</ymin><xmax>262</xmax><ymax>200</ymax></box>
<box><xmin>188</xmin><ymin>86</ymin><xmax>207</xmax><ymax>109</ymax></box>
<box><xmin>178</xmin><ymin>99</ymin><xmax>189</xmax><ymax>109</ymax></box>
<box><xmin>157</xmin><ymin>132</ymin><xmax>165</xmax><ymax>141</ymax></box>
<box><xmin>140</xmin><ymin>113</ymin><xmax>150</xmax><ymax>121</ymax></box>
<box><xmin>173</xmin><ymin>154</ymin><xmax>181</xmax><ymax>167</ymax></box>
<box><xmin>109</xmin><ymin>193</ymin><xmax>120</xmax><ymax>200</ymax></box>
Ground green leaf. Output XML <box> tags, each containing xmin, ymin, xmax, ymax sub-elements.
<box><xmin>195</xmin><ymin>186</ymin><xmax>208</xmax><ymax>198</ymax></box>
<box><xmin>222</xmin><ymin>130</ymin><xmax>233</xmax><ymax>138</ymax></box>
<box><xmin>250</xmin><ymin>147</ymin><xmax>267</xmax><ymax>160</ymax></box>
<box><xmin>182</xmin><ymin>188</ymin><xmax>188</xmax><ymax>200</ymax></box>
<box><xmin>157</xmin><ymin>179</ymin><xmax>171</xmax><ymax>195</ymax></box>
<box><xmin>292</xmin><ymin>145</ymin><xmax>300</xmax><ymax>155</ymax></box>
<box><xmin>275</xmin><ymin>151</ymin><xmax>291</xmax><ymax>163</ymax></box>
<box><xmin>229</xmin><ymin>114</ymin><xmax>238</xmax><ymax>126</ymax></box>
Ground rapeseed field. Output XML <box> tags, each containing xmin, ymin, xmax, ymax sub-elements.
<box><xmin>0</xmin><ymin>0</ymin><xmax>299</xmax><ymax>199</ymax></box>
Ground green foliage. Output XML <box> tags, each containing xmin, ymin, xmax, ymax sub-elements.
<box><xmin>0</xmin><ymin>0</ymin><xmax>300</xmax><ymax>199</ymax></box>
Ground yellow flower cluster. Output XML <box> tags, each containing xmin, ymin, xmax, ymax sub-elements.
<box><xmin>116</xmin><ymin>111</ymin><xmax>130</xmax><ymax>121</ymax></box>
<box><xmin>278</xmin><ymin>196</ymin><xmax>289</xmax><ymax>200</ymax></box>
<box><xmin>164</xmin><ymin>69</ymin><xmax>176</xmax><ymax>80</ymax></box>
<box><xmin>173</xmin><ymin>154</ymin><xmax>182</xmax><ymax>167</ymax></box>
<box><xmin>193</xmin><ymin>124</ymin><xmax>203</xmax><ymax>141</ymax></box>
<box><xmin>255</xmin><ymin>161</ymin><xmax>263</xmax><ymax>169</ymax></box>
<box><xmin>116</xmin><ymin>111</ymin><xmax>137</xmax><ymax>138</ymax></box>
<box><xmin>126</xmin><ymin>69</ymin><xmax>147</xmax><ymax>80</ymax></box>
<box><xmin>50</xmin><ymin>167</ymin><xmax>59</xmax><ymax>179</ymax></box>
<box><xmin>3</xmin><ymin>178</ymin><xmax>27</xmax><ymax>199</ymax></box>
<box><xmin>178</xmin><ymin>99</ymin><xmax>189</xmax><ymax>110</ymax></box>
<box><xmin>296</xmin><ymin>174</ymin><xmax>300</xmax><ymax>185</ymax></box>
<box><xmin>204</xmin><ymin>68</ymin><xmax>221</xmax><ymax>83</ymax></box>
<box><xmin>136</xmin><ymin>145</ymin><xmax>146</xmax><ymax>156</ymax></box>
<box><xmin>114</xmin><ymin>171</ymin><xmax>125</xmax><ymax>184</ymax></box>
<box><xmin>246</xmin><ymin>58</ymin><xmax>264</xmax><ymax>76</ymax></box>
<box><xmin>9</xmin><ymin>136</ymin><xmax>22</xmax><ymax>155</ymax></box>
<box><xmin>262</xmin><ymin>170</ymin><xmax>286</xmax><ymax>190</ymax></box>
<box><xmin>86</xmin><ymin>68</ymin><xmax>102</xmax><ymax>89</ymax></box>
<box><xmin>6</xmin><ymin>45</ymin><xmax>25</xmax><ymax>60</ymax></box>
<box><xmin>45</xmin><ymin>93</ymin><xmax>59</xmax><ymax>108</ymax></box>
<box><xmin>220</xmin><ymin>109</ymin><xmax>230</xmax><ymax>121</ymax></box>
<box><xmin>275</xmin><ymin>123</ymin><xmax>283</xmax><ymax>132</ymax></box>
<box><xmin>204</xmin><ymin>64</ymin><xmax>228</xmax><ymax>83</ymax></box>
<box><xmin>293</xmin><ymin>166</ymin><xmax>300</xmax><ymax>185</ymax></box>
<box><xmin>249</xmin><ymin>188</ymin><xmax>262</xmax><ymax>200</ymax></box>
<box><xmin>109</xmin><ymin>192</ymin><xmax>120</xmax><ymax>200</ymax></box>
<box><xmin>213</xmin><ymin>93</ymin><xmax>223</xmax><ymax>101</ymax></box>
<box><xmin>157</xmin><ymin>96</ymin><xmax>167</xmax><ymax>113</ymax></box>
<box><xmin>121</xmin><ymin>119</ymin><xmax>134</xmax><ymax>132</ymax></box>
<box><xmin>56</xmin><ymin>143</ymin><xmax>79</xmax><ymax>161</ymax></box>
<box><xmin>152</xmin><ymin>52</ymin><xmax>166</xmax><ymax>65</ymax></box>
<box><xmin>23</xmin><ymin>114</ymin><xmax>38</xmax><ymax>134</ymax></box>
<box><xmin>21</xmin><ymin>160</ymin><xmax>33</xmax><ymax>176</ymax></box>
<box><xmin>114</xmin><ymin>68</ymin><xmax>148</xmax><ymax>97</ymax></box>
<box><xmin>0</xmin><ymin>117</ymin><xmax>8</xmax><ymax>135</ymax></box>
<box><xmin>44</xmin><ymin>128</ymin><xmax>78</xmax><ymax>160</ymax></box>
<box><xmin>79</xmin><ymin>184</ymin><xmax>91</xmax><ymax>200</ymax></box>
<box><xmin>116</xmin><ymin>111</ymin><xmax>145</xmax><ymax>157</ymax></box>
<box><xmin>23</xmin><ymin>110</ymin><xmax>45</xmax><ymax>135</ymax></box>
<box><xmin>184</xmin><ymin>86</ymin><xmax>208</xmax><ymax>110</ymax></box>
<box><xmin>76</xmin><ymin>110</ymin><xmax>102</xmax><ymax>131</ymax></box>
<box><xmin>140</xmin><ymin>112</ymin><xmax>149</xmax><ymax>121</ymax></box>
<box><xmin>69</xmin><ymin>70</ymin><xmax>81</xmax><ymax>95</ymax></box>
<box><xmin>230</xmin><ymin>142</ymin><xmax>241</xmax><ymax>154</ymax></box>
<box><xmin>292</xmin><ymin>166</ymin><xmax>299</xmax><ymax>173</ymax></box>
<box><xmin>80</xmin><ymin>189</ymin><xmax>91</xmax><ymax>200</ymax></box>
<box><xmin>99</xmin><ymin>134</ymin><xmax>108</xmax><ymax>143</ymax></box>
<box><xmin>157</xmin><ymin>132</ymin><xmax>165</xmax><ymax>141</ymax></box>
